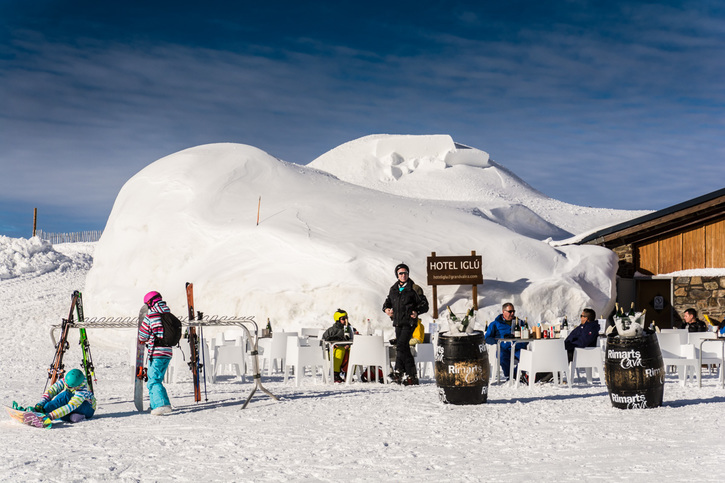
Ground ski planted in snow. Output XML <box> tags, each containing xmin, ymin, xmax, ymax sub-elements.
<box><xmin>46</xmin><ymin>291</ymin><xmax>80</xmax><ymax>390</ymax></box>
<box><xmin>134</xmin><ymin>304</ymin><xmax>148</xmax><ymax>412</ymax></box>
<box><xmin>186</xmin><ymin>282</ymin><xmax>202</xmax><ymax>403</ymax></box>
<box><xmin>75</xmin><ymin>291</ymin><xmax>96</xmax><ymax>394</ymax></box>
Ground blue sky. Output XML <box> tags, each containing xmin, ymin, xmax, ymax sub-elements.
<box><xmin>1</xmin><ymin>0</ymin><xmax>723</xmax><ymax>238</ymax></box>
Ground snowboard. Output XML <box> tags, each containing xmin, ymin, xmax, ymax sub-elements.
<box><xmin>4</xmin><ymin>406</ymin><xmax>52</xmax><ymax>429</ymax></box>
<box><xmin>134</xmin><ymin>305</ymin><xmax>148</xmax><ymax>412</ymax></box>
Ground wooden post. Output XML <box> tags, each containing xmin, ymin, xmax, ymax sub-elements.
<box><xmin>256</xmin><ymin>196</ymin><xmax>261</xmax><ymax>226</ymax></box>
<box><xmin>471</xmin><ymin>250</ymin><xmax>478</xmax><ymax>310</ymax></box>
<box><xmin>431</xmin><ymin>251</ymin><xmax>438</xmax><ymax>318</ymax></box>
<box><xmin>32</xmin><ymin>208</ymin><xmax>37</xmax><ymax>237</ymax></box>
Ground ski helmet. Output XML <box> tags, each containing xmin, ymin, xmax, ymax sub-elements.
<box><xmin>394</xmin><ymin>263</ymin><xmax>409</xmax><ymax>276</ymax></box>
<box><xmin>65</xmin><ymin>368</ymin><xmax>85</xmax><ymax>388</ymax></box>
<box><xmin>334</xmin><ymin>309</ymin><xmax>348</xmax><ymax>322</ymax></box>
<box><xmin>144</xmin><ymin>291</ymin><xmax>162</xmax><ymax>306</ymax></box>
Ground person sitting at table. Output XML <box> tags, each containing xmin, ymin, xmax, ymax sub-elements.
<box><xmin>322</xmin><ymin>309</ymin><xmax>357</xmax><ymax>383</ymax></box>
<box><xmin>564</xmin><ymin>308</ymin><xmax>601</xmax><ymax>362</ymax></box>
<box><xmin>680</xmin><ymin>308</ymin><xmax>707</xmax><ymax>333</ymax></box>
<box><xmin>484</xmin><ymin>302</ymin><xmax>527</xmax><ymax>381</ymax></box>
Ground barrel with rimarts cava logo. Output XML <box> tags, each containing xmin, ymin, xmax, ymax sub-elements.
<box><xmin>434</xmin><ymin>330</ymin><xmax>489</xmax><ymax>405</ymax></box>
<box><xmin>605</xmin><ymin>332</ymin><xmax>664</xmax><ymax>409</ymax></box>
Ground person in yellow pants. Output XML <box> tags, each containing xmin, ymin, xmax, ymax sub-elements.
<box><xmin>322</xmin><ymin>309</ymin><xmax>357</xmax><ymax>382</ymax></box>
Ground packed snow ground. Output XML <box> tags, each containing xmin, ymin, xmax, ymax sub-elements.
<box><xmin>2</xmin><ymin>241</ymin><xmax>725</xmax><ymax>482</ymax></box>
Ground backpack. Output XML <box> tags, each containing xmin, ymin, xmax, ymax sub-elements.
<box><xmin>155</xmin><ymin>312</ymin><xmax>183</xmax><ymax>347</ymax></box>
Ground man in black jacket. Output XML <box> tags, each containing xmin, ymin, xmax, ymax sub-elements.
<box><xmin>382</xmin><ymin>263</ymin><xmax>429</xmax><ymax>385</ymax></box>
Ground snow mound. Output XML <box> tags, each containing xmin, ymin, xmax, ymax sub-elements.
<box><xmin>309</xmin><ymin>134</ymin><xmax>648</xmax><ymax>236</ymax></box>
<box><xmin>0</xmin><ymin>236</ymin><xmax>92</xmax><ymax>280</ymax></box>
<box><xmin>85</xmin><ymin>142</ymin><xmax>618</xmax><ymax>339</ymax></box>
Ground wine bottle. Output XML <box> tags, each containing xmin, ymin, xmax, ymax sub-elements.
<box><xmin>266</xmin><ymin>317</ymin><xmax>272</xmax><ymax>333</ymax></box>
<box><xmin>514</xmin><ymin>318</ymin><xmax>521</xmax><ymax>338</ymax></box>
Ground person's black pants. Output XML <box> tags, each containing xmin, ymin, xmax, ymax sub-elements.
<box><xmin>395</xmin><ymin>325</ymin><xmax>417</xmax><ymax>379</ymax></box>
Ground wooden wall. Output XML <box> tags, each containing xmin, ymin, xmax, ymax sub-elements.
<box><xmin>636</xmin><ymin>217</ymin><xmax>725</xmax><ymax>275</ymax></box>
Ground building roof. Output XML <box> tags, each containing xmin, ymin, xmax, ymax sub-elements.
<box><xmin>579</xmin><ymin>187</ymin><xmax>725</xmax><ymax>247</ymax></box>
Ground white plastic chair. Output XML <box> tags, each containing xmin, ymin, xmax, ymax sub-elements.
<box><xmin>212</xmin><ymin>337</ymin><xmax>246</xmax><ymax>383</ymax></box>
<box><xmin>487</xmin><ymin>343</ymin><xmax>501</xmax><ymax>383</ymax></box>
<box><xmin>283</xmin><ymin>336</ymin><xmax>327</xmax><ymax>386</ymax></box>
<box><xmin>413</xmin><ymin>343</ymin><xmax>435</xmax><ymax>379</ymax></box>
<box><xmin>516</xmin><ymin>339</ymin><xmax>571</xmax><ymax>388</ymax></box>
<box><xmin>345</xmin><ymin>335</ymin><xmax>390</xmax><ymax>384</ymax></box>
<box><xmin>569</xmin><ymin>346</ymin><xmax>605</xmax><ymax>385</ymax></box>
<box><xmin>656</xmin><ymin>332</ymin><xmax>698</xmax><ymax>385</ymax></box>
<box><xmin>260</xmin><ymin>332</ymin><xmax>298</xmax><ymax>376</ymax></box>
<box><xmin>660</xmin><ymin>328</ymin><xmax>688</xmax><ymax>344</ymax></box>
<box><xmin>689</xmin><ymin>332</ymin><xmax>723</xmax><ymax>379</ymax></box>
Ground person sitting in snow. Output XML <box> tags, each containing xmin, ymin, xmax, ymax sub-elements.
<box><xmin>138</xmin><ymin>291</ymin><xmax>174</xmax><ymax>415</ymax></box>
<box><xmin>32</xmin><ymin>368</ymin><xmax>96</xmax><ymax>424</ymax></box>
<box><xmin>322</xmin><ymin>309</ymin><xmax>357</xmax><ymax>383</ymax></box>
<box><xmin>564</xmin><ymin>308</ymin><xmax>601</xmax><ymax>362</ymax></box>
<box><xmin>485</xmin><ymin>302</ymin><xmax>528</xmax><ymax>381</ymax></box>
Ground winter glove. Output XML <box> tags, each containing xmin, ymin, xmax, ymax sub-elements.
<box><xmin>33</xmin><ymin>404</ymin><xmax>46</xmax><ymax>413</ymax></box>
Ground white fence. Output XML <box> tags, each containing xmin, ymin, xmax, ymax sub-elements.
<box><xmin>36</xmin><ymin>230</ymin><xmax>103</xmax><ymax>244</ymax></box>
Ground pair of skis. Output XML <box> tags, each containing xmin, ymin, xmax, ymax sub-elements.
<box><xmin>46</xmin><ymin>291</ymin><xmax>96</xmax><ymax>393</ymax></box>
<box><xmin>134</xmin><ymin>282</ymin><xmax>206</xmax><ymax>412</ymax></box>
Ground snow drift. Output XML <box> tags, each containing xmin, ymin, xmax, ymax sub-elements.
<box><xmin>84</xmin><ymin>136</ymin><xmax>621</xmax><ymax>337</ymax></box>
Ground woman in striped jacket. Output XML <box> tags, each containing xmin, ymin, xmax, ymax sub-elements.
<box><xmin>139</xmin><ymin>291</ymin><xmax>174</xmax><ymax>415</ymax></box>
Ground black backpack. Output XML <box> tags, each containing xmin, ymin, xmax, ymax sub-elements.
<box><xmin>155</xmin><ymin>312</ymin><xmax>183</xmax><ymax>347</ymax></box>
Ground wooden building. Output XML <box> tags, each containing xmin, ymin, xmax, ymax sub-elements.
<box><xmin>578</xmin><ymin>188</ymin><xmax>725</xmax><ymax>329</ymax></box>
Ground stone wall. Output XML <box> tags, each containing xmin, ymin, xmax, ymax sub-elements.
<box><xmin>673</xmin><ymin>276</ymin><xmax>725</xmax><ymax>325</ymax></box>
<box><xmin>612</xmin><ymin>245</ymin><xmax>635</xmax><ymax>278</ymax></box>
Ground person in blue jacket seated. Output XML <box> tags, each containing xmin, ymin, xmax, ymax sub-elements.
<box><xmin>485</xmin><ymin>302</ymin><xmax>527</xmax><ymax>380</ymax></box>
<box><xmin>564</xmin><ymin>308</ymin><xmax>601</xmax><ymax>362</ymax></box>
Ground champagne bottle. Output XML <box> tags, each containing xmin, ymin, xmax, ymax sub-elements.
<box><xmin>514</xmin><ymin>317</ymin><xmax>521</xmax><ymax>338</ymax></box>
<box><xmin>628</xmin><ymin>302</ymin><xmax>635</xmax><ymax>317</ymax></box>
<box><xmin>461</xmin><ymin>307</ymin><xmax>475</xmax><ymax>332</ymax></box>
<box><xmin>521</xmin><ymin>317</ymin><xmax>529</xmax><ymax>339</ymax></box>
<box><xmin>615</xmin><ymin>303</ymin><xmax>621</xmax><ymax>317</ymax></box>
<box><xmin>447</xmin><ymin>306</ymin><xmax>459</xmax><ymax>321</ymax></box>
<box><xmin>266</xmin><ymin>318</ymin><xmax>272</xmax><ymax>334</ymax></box>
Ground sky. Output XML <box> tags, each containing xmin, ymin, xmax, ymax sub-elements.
<box><xmin>1</xmin><ymin>0</ymin><xmax>723</xmax><ymax>238</ymax></box>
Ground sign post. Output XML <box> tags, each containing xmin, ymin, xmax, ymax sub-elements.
<box><xmin>427</xmin><ymin>251</ymin><xmax>483</xmax><ymax>318</ymax></box>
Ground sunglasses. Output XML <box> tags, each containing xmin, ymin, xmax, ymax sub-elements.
<box><xmin>505</xmin><ymin>310</ymin><xmax>515</xmax><ymax>314</ymax></box>
<box><xmin>340</xmin><ymin>316</ymin><xmax>348</xmax><ymax>321</ymax></box>
<box><xmin>397</xmin><ymin>271</ymin><xmax>409</xmax><ymax>276</ymax></box>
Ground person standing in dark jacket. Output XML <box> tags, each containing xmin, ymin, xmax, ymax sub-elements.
<box><xmin>564</xmin><ymin>308</ymin><xmax>601</xmax><ymax>362</ymax></box>
<box><xmin>382</xmin><ymin>263</ymin><xmax>429</xmax><ymax>385</ymax></box>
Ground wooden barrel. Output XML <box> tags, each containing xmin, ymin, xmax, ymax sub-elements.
<box><xmin>434</xmin><ymin>331</ymin><xmax>489</xmax><ymax>405</ymax></box>
<box><xmin>605</xmin><ymin>333</ymin><xmax>664</xmax><ymax>409</ymax></box>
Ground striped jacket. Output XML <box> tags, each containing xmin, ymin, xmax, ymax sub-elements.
<box><xmin>40</xmin><ymin>379</ymin><xmax>97</xmax><ymax>420</ymax></box>
<box><xmin>138</xmin><ymin>300</ymin><xmax>174</xmax><ymax>359</ymax></box>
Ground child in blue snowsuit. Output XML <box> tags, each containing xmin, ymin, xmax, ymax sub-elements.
<box><xmin>485</xmin><ymin>303</ymin><xmax>527</xmax><ymax>380</ymax></box>
<box><xmin>34</xmin><ymin>368</ymin><xmax>96</xmax><ymax>423</ymax></box>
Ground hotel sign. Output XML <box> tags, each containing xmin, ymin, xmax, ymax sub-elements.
<box><xmin>427</xmin><ymin>254</ymin><xmax>483</xmax><ymax>286</ymax></box>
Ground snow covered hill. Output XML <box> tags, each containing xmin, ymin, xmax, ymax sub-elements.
<box><xmin>83</xmin><ymin>138</ymin><xmax>623</xmax><ymax>336</ymax></box>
